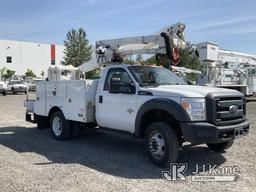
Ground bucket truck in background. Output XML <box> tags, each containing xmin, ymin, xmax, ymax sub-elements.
<box><xmin>197</xmin><ymin>42</ymin><xmax>256</xmax><ymax>96</ymax></box>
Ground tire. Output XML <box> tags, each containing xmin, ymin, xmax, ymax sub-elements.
<box><xmin>207</xmin><ymin>140</ymin><xmax>234</xmax><ymax>152</ymax></box>
<box><xmin>70</xmin><ymin>121</ymin><xmax>81</xmax><ymax>139</ymax></box>
<box><xmin>145</xmin><ymin>122</ymin><xmax>179</xmax><ymax>167</ymax></box>
<box><xmin>37</xmin><ymin>115</ymin><xmax>49</xmax><ymax>129</ymax></box>
<box><xmin>50</xmin><ymin>111</ymin><xmax>71</xmax><ymax>140</ymax></box>
<box><xmin>2</xmin><ymin>91</ymin><xmax>6</xmax><ymax>96</ymax></box>
<box><xmin>24</xmin><ymin>91</ymin><xmax>27</xmax><ymax>94</ymax></box>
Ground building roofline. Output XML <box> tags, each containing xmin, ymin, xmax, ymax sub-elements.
<box><xmin>197</xmin><ymin>41</ymin><xmax>219</xmax><ymax>46</ymax></box>
<box><xmin>0</xmin><ymin>38</ymin><xmax>64</xmax><ymax>47</ymax></box>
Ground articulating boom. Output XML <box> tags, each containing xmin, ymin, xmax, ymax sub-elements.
<box><xmin>79</xmin><ymin>22</ymin><xmax>186</xmax><ymax>72</ymax></box>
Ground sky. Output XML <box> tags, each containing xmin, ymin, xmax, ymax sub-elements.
<box><xmin>0</xmin><ymin>0</ymin><xmax>256</xmax><ymax>54</ymax></box>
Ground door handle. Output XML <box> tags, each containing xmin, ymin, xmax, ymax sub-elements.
<box><xmin>99</xmin><ymin>95</ymin><xmax>103</xmax><ymax>103</ymax></box>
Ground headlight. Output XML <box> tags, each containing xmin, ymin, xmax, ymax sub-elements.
<box><xmin>181</xmin><ymin>98</ymin><xmax>206</xmax><ymax>121</ymax></box>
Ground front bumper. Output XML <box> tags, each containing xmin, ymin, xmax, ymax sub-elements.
<box><xmin>13</xmin><ymin>87</ymin><xmax>27</xmax><ymax>92</ymax></box>
<box><xmin>180</xmin><ymin>119</ymin><xmax>250</xmax><ymax>144</ymax></box>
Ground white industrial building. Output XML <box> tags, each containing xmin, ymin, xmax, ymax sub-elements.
<box><xmin>0</xmin><ymin>39</ymin><xmax>65</xmax><ymax>77</ymax></box>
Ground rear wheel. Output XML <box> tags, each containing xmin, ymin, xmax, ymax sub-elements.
<box><xmin>2</xmin><ymin>91</ymin><xmax>6</xmax><ymax>96</ymax></box>
<box><xmin>206</xmin><ymin>140</ymin><xmax>234</xmax><ymax>152</ymax></box>
<box><xmin>145</xmin><ymin>122</ymin><xmax>179</xmax><ymax>167</ymax></box>
<box><xmin>50</xmin><ymin>111</ymin><xmax>71</xmax><ymax>140</ymax></box>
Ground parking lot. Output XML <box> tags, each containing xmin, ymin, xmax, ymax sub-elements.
<box><xmin>0</xmin><ymin>94</ymin><xmax>255</xmax><ymax>192</ymax></box>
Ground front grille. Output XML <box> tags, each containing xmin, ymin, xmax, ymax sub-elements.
<box><xmin>206</xmin><ymin>93</ymin><xmax>246</xmax><ymax>126</ymax></box>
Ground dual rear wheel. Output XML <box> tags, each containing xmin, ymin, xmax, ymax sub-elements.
<box><xmin>50</xmin><ymin>111</ymin><xmax>73</xmax><ymax>140</ymax></box>
<box><xmin>49</xmin><ymin>111</ymin><xmax>95</xmax><ymax>140</ymax></box>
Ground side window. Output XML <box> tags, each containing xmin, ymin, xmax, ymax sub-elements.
<box><xmin>104</xmin><ymin>68</ymin><xmax>132</xmax><ymax>91</ymax></box>
<box><xmin>6</xmin><ymin>56</ymin><xmax>12</xmax><ymax>63</ymax></box>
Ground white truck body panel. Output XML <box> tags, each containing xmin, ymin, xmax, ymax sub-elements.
<box><xmin>33</xmin><ymin>80</ymin><xmax>98</xmax><ymax>123</ymax></box>
<box><xmin>34</xmin><ymin>82</ymin><xmax>46</xmax><ymax>115</ymax></box>
<box><xmin>95</xmin><ymin>65</ymin><xmax>138</xmax><ymax>132</ymax></box>
<box><xmin>96</xmin><ymin>90</ymin><xmax>138</xmax><ymax>132</ymax></box>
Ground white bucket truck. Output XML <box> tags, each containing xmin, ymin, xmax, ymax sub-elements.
<box><xmin>25</xmin><ymin>23</ymin><xmax>250</xmax><ymax>167</ymax></box>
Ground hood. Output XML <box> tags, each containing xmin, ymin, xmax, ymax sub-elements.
<box><xmin>13</xmin><ymin>84</ymin><xmax>27</xmax><ymax>87</ymax></box>
<box><xmin>143</xmin><ymin>85</ymin><xmax>242</xmax><ymax>97</ymax></box>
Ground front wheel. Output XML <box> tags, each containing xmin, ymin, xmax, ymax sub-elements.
<box><xmin>145</xmin><ymin>122</ymin><xmax>179</xmax><ymax>167</ymax></box>
<box><xmin>50</xmin><ymin>111</ymin><xmax>71</xmax><ymax>140</ymax></box>
<box><xmin>206</xmin><ymin>140</ymin><xmax>234</xmax><ymax>152</ymax></box>
<box><xmin>2</xmin><ymin>91</ymin><xmax>6</xmax><ymax>96</ymax></box>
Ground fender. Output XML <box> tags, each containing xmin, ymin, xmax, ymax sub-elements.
<box><xmin>135</xmin><ymin>98</ymin><xmax>190</xmax><ymax>137</ymax></box>
<box><xmin>48</xmin><ymin>106</ymin><xmax>63</xmax><ymax>118</ymax></box>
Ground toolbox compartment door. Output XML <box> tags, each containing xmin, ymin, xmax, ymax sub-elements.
<box><xmin>34</xmin><ymin>82</ymin><xmax>46</xmax><ymax>116</ymax></box>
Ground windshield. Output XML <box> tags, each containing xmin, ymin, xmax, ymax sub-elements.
<box><xmin>10</xmin><ymin>80</ymin><xmax>23</xmax><ymax>85</ymax></box>
<box><xmin>128</xmin><ymin>66</ymin><xmax>186</xmax><ymax>87</ymax></box>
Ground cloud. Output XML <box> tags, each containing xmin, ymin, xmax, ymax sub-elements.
<box><xmin>78</xmin><ymin>0</ymin><xmax>165</xmax><ymax>21</ymax></box>
<box><xmin>209</xmin><ymin>27</ymin><xmax>256</xmax><ymax>35</ymax></box>
<box><xmin>195</xmin><ymin>16</ymin><xmax>256</xmax><ymax>30</ymax></box>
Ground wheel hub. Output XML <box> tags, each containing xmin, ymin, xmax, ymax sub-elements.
<box><xmin>52</xmin><ymin>116</ymin><xmax>62</xmax><ymax>136</ymax></box>
<box><xmin>149</xmin><ymin>132</ymin><xmax>166</xmax><ymax>159</ymax></box>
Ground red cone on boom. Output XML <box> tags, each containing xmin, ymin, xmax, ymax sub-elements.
<box><xmin>172</xmin><ymin>47</ymin><xmax>180</xmax><ymax>65</ymax></box>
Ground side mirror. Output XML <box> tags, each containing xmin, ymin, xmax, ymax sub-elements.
<box><xmin>120</xmin><ymin>84</ymin><xmax>136</xmax><ymax>94</ymax></box>
<box><xmin>109</xmin><ymin>77</ymin><xmax>135</xmax><ymax>94</ymax></box>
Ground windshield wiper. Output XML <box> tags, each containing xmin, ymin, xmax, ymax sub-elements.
<box><xmin>158</xmin><ymin>83</ymin><xmax>178</xmax><ymax>85</ymax></box>
<box><xmin>142</xmin><ymin>82</ymin><xmax>179</xmax><ymax>87</ymax></box>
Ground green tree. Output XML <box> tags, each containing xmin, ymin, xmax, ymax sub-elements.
<box><xmin>25</xmin><ymin>69</ymin><xmax>36</xmax><ymax>78</ymax></box>
<box><xmin>123</xmin><ymin>58</ymin><xmax>136</xmax><ymax>64</ymax></box>
<box><xmin>179</xmin><ymin>42</ymin><xmax>201</xmax><ymax>71</ymax></box>
<box><xmin>144</xmin><ymin>55</ymin><xmax>159</xmax><ymax>65</ymax></box>
<box><xmin>0</xmin><ymin>67</ymin><xmax>7</xmax><ymax>80</ymax></box>
<box><xmin>3</xmin><ymin>69</ymin><xmax>15</xmax><ymax>80</ymax></box>
<box><xmin>64</xmin><ymin>28</ymin><xmax>92</xmax><ymax>67</ymax></box>
<box><xmin>178</xmin><ymin>42</ymin><xmax>201</xmax><ymax>81</ymax></box>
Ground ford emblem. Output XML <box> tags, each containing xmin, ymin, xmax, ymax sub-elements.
<box><xmin>229</xmin><ymin>105</ymin><xmax>239</xmax><ymax>114</ymax></box>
